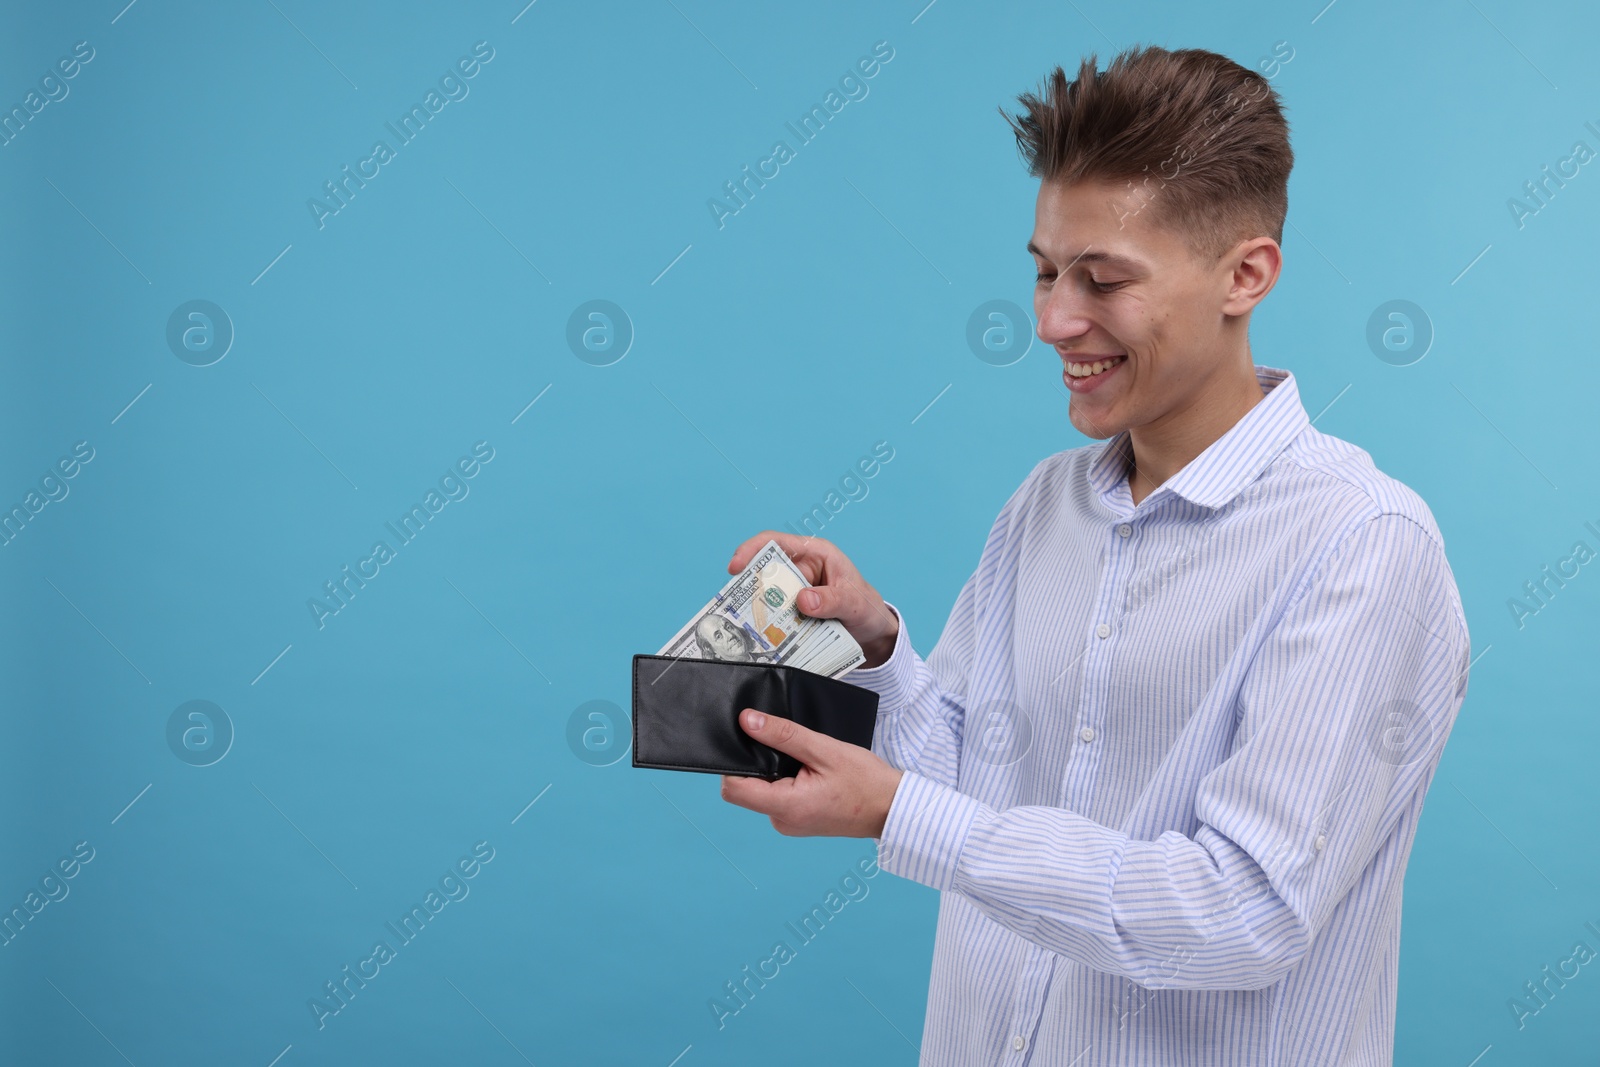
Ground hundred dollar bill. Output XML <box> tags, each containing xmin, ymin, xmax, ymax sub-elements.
<box><xmin>657</xmin><ymin>539</ymin><xmax>865</xmax><ymax>677</ymax></box>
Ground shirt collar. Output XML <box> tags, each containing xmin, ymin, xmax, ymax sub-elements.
<box><xmin>1087</xmin><ymin>365</ymin><xmax>1309</xmax><ymax>513</ymax></box>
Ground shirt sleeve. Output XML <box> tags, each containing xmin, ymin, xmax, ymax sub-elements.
<box><xmin>847</xmin><ymin>458</ymin><xmax>1051</xmax><ymax>791</ymax></box>
<box><xmin>848</xmin><ymin>595</ymin><xmax>964</xmax><ymax>790</ymax></box>
<box><xmin>874</xmin><ymin>510</ymin><xmax>1472</xmax><ymax>991</ymax></box>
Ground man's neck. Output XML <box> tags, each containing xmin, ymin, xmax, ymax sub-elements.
<box><xmin>1126</xmin><ymin>359</ymin><xmax>1266</xmax><ymax>507</ymax></box>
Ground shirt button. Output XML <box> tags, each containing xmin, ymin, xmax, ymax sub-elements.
<box><xmin>1079</xmin><ymin>726</ymin><xmax>1096</xmax><ymax>743</ymax></box>
<box><xmin>1095</xmin><ymin>622</ymin><xmax>1111</xmax><ymax>638</ymax></box>
<box><xmin>1314</xmin><ymin>833</ymin><xmax>1326</xmax><ymax>852</ymax></box>
<box><xmin>1117</xmin><ymin>523</ymin><xmax>1132</xmax><ymax>537</ymax></box>
<box><xmin>1013</xmin><ymin>1036</ymin><xmax>1026</xmax><ymax>1051</ymax></box>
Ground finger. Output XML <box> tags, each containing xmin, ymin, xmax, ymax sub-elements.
<box><xmin>729</xmin><ymin>530</ymin><xmax>804</xmax><ymax>573</ymax></box>
<box><xmin>728</xmin><ymin>530</ymin><xmax>831</xmax><ymax>580</ymax></box>
<box><xmin>739</xmin><ymin>708</ymin><xmax>827</xmax><ymax>769</ymax></box>
<box><xmin>796</xmin><ymin>583</ymin><xmax>847</xmax><ymax>620</ymax></box>
<box><xmin>728</xmin><ymin>531</ymin><xmax>779</xmax><ymax>573</ymax></box>
<box><xmin>719</xmin><ymin>773</ymin><xmax>774</xmax><ymax>814</ymax></box>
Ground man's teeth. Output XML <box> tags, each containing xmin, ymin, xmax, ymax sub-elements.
<box><xmin>1067</xmin><ymin>356</ymin><xmax>1126</xmax><ymax>377</ymax></box>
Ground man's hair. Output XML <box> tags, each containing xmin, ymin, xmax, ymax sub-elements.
<box><xmin>1002</xmin><ymin>44</ymin><xmax>1293</xmax><ymax>264</ymax></box>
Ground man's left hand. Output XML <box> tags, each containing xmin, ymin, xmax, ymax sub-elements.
<box><xmin>719</xmin><ymin>708</ymin><xmax>903</xmax><ymax>838</ymax></box>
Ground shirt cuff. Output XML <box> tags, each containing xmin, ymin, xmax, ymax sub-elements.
<box><xmin>876</xmin><ymin>769</ymin><xmax>981</xmax><ymax>892</ymax></box>
<box><xmin>843</xmin><ymin>600</ymin><xmax>918</xmax><ymax>711</ymax></box>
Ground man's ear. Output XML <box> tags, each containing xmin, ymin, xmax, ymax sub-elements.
<box><xmin>1221</xmin><ymin>237</ymin><xmax>1282</xmax><ymax>316</ymax></box>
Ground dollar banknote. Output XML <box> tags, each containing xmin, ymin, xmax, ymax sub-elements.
<box><xmin>657</xmin><ymin>540</ymin><xmax>865</xmax><ymax>677</ymax></box>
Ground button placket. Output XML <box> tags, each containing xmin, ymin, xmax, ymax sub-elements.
<box><xmin>1005</xmin><ymin>947</ymin><xmax>1052</xmax><ymax>1063</ymax></box>
<box><xmin>1063</xmin><ymin>516</ymin><xmax>1135</xmax><ymax>806</ymax></box>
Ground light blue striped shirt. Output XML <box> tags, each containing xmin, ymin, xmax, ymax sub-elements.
<box><xmin>852</xmin><ymin>365</ymin><xmax>1471</xmax><ymax>1066</ymax></box>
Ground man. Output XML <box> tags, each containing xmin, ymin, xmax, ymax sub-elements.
<box><xmin>720</xmin><ymin>43</ymin><xmax>1470</xmax><ymax>1066</ymax></box>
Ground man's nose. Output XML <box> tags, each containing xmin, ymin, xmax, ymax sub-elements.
<box><xmin>1036</xmin><ymin>289</ymin><xmax>1094</xmax><ymax>347</ymax></box>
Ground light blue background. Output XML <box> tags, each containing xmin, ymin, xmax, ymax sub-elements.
<box><xmin>2</xmin><ymin>0</ymin><xmax>1596</xmax><ymax>1063</ymax></box>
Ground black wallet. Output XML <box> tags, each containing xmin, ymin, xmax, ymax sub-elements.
<box><xmin>631</xmin><ymin>654</ymin><xmax>880</xmax><ymax>780</ymax></box>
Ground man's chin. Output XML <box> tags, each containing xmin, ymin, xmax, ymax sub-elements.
<box><xmin>1068</xmin><ymin>408</ymin><xmax>1126</xmax><ymax>441</ymax></box>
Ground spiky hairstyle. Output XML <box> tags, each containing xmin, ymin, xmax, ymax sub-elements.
<box><xmin>1003</xmin><ymin>45</ymin><xmax>1294</xmax><ymax>263</ymax></box>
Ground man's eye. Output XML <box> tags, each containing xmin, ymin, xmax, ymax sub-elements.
<box><xmin>1091</xmin><ymin>279</ymin><xmax>1125</xmax><ymax>292</ymax></box>
<box><xmin>1035</xmin><ymin>272</ymin><xmax>1056</xmax><ymax>283</ymax></box>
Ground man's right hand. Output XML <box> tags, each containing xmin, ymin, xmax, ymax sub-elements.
<box><xmin>728</xmin><ymin>531</ymin><xmax>900</xmax><ymax>669</ymax></box>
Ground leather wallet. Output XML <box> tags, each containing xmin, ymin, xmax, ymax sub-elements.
<box><xmin>631</xmin><ymin>654</ymin><xmax>880</xmax><ymax>780</ymax></box>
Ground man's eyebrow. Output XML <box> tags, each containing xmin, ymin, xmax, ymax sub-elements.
<box><xmin>1026</xmin><ymin>242</ymin><xmax>1144</xmax><ymax>272</ymax></box>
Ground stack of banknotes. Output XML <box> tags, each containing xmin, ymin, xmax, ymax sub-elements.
<box><xmin>657</xmin><ymin>540</ymin><xmax>865</xmax><ymax>678</ymax></box>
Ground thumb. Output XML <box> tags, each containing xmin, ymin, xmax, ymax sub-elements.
<box><xmin>739</xmin><ymin>708</ymin><xmax>823</xmax><ymax>765</ymax></box>
<box><xmin>797</xmin><ymin>585</ymin><xmax>843</xmax><ymax>619</ymax></box>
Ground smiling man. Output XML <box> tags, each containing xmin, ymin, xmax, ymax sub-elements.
<box><xmin>720</xmin><ymin>44</ymin><xmax>1470</xmax><ymax>1066</ymax></box>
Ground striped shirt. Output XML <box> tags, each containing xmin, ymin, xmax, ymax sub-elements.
<box><xmin>851</xmin><ymin>365</ymin><xmax>1471</xmax><ymax>1066</ymax></box>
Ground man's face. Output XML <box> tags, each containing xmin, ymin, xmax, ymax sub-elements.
<box><xmin>1028</xmin><ymin>178</ymin><xmax>1255</xmax><ymax>442</ymax></box>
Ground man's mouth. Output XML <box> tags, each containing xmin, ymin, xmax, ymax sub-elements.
<box><xmin>1064</xmin><ymin>355</ymin><xmax>1127</xmax><ymax>378</ymax></box>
